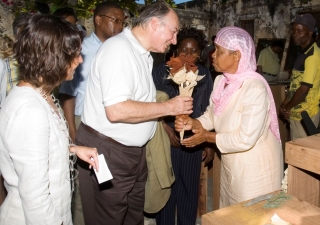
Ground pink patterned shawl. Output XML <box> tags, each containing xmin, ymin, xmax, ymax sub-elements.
<box><xmin>212</xmin><ymin>26</ymin><xmax>281</xmax><ymax>142</ymax></box>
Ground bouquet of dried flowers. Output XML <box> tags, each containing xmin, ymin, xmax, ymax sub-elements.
<box><xmin>166</xmin><ymin>54</ymin><xmax>205</xmax><ymax>140</ymax></box>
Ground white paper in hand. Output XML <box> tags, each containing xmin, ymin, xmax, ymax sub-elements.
<box><xmin>92</xmin><ymin>154</ymin><xmax>113</xmax><ymax>184</ymax></box>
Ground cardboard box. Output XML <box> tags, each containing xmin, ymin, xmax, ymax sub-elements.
<box><xmin>202</xmin><ymin>191</ymin><xmax>320</xmax><ymax>225</ymax></box>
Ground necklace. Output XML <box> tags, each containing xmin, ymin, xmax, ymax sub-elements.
<box><xmin>35</xmin><ymin>87</ymin><xmax>78</xmax><ymax>192</ymax></box>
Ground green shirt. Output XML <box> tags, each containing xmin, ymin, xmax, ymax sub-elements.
<box><xmin>257</xmin><ymin>46</ymin><xmax>280</xmax><ymax>75</ymax></box>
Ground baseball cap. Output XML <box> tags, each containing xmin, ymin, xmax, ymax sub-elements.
<box><xmin>293</xmin><ymin>13</ymin><xmax>316</xmax><ymax>32</ymax></box>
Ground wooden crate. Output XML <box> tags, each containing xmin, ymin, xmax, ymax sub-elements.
<box><xmin>202</xmin><ymin>191</ymin><xmax>320</xmax><ymax>225</ymax></box>
<box><xmin>285</xmin><ymin>134</ymin><xmax>320</xmax><ymax>207</ymax></box>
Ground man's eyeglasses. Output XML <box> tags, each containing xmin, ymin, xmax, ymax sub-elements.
<box><xmin>100</xmin><ymin>15</ymin><xmax>126</xmax><ymax>26</ymax></box>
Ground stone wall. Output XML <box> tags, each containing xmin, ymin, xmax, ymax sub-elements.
<box><xmin>175</xmin><ymin>8</ymin><xmax>212</xmax><ymax>39</ymax></box>
<box><xmin>179</xmin><ymin>0</ymin><xmax>320</xmax><ymax>72</ymax></box>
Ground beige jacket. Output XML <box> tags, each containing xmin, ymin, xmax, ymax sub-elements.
<box><xmin>144</xmin><ymin>91</ymin><xmax>175</xmax><ymax>213</ymax></box>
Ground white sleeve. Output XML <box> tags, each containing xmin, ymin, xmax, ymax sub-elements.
<box><xmin>216</xmin><ymin>84</ymin><xmax>270</xmax><ymax>153</ymax></box>
<box><xmin>6</xmin><ymin>102</ymin><xmax>62</xmax><ymax>224</ymax></box>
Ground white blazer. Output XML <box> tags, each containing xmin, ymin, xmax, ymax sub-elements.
<box><xmin>0</xmin><ymin>86</ymin><xmax>72</xmax><ymax>225</ymax></box>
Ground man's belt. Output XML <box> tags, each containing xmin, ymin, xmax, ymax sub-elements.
<box><xmin>80</xmin><ymin>122</ymin><xmax>138</xmax><ymax>148</ymax></box>
<box><xmin>262</xmin><ymin>72</ymin><xmax>277</xmax><ymax>77</ymax></box>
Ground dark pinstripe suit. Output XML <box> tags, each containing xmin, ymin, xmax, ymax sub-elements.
<box><xmin>152</xmin><ymin>62</ymin><xmax>213</xmax><ymax>225</ymax></box>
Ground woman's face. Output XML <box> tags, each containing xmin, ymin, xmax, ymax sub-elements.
<box><xmin>177</xmin><ymin>37</ymin><xmax>201</xmax><ymax>63</ymax></box>
<box><xmin>212</xmin><ymin>44</ymin><xmax>239</xmax><ymax>74</ymax></box>
<box><xmin>65</xmin><ymin>53</ymin><xmax>83</xmax><ymax>81</ymax></box>
<box><xmin>65</xmin><ymin>15</ymin><xmax>77</xmax><ymax>25</ymax></box>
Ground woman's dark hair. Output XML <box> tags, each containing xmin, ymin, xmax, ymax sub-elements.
<box><xmin>13</xmin><ymin>14</ymin><xmax>82</xmax><ymax>92</ymax></box>
<box><xmin>177</xmin><ymin>27</ymin><xmax>207</xmax><ymax>51</ymax></box>
<box><xmin>12</xmin><ymin>13</ymin><xmax>32</xmax><ymax>37</ymax></box>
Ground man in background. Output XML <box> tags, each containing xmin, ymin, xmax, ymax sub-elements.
<box><xmin>257</xmin><ymin>40</ymin><xmax>284</xmax><ymax>82</ymax></box>
<box><xmin>280</xmin><ymin>13</ymin><xmax>320</xmax><ymax>140</ymax></box>
<box><xmin>201</xmin><ymin>35</ymin><xmax>216</xmax><ymax>69</ymax></box>
<box><xmin>59</xmin><ymin>2</ymin><xmax>125</xmax><ymax>224</ymax></box>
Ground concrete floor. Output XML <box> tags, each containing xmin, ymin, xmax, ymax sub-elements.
<box><xmin>144</xmin><ymin>178</ymin><xmax>213</xmax><ymax>225</ymax></box>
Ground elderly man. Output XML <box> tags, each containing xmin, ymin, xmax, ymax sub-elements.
<box><xmin>76</xmin><ymin>2</ymin><xmax>193</xmax><ymax>225</ymax></box>
<box><xmin>59</xmin><ymin>2</ymin><xmax>125</xmax><ymax>225</ymax></box>
<box><xmin>280</xmin><ymin>13</ymin><xmax>320</xmax><ymax>140</ymax></box>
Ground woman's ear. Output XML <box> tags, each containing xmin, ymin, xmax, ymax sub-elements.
<box><xmin>233</xmin><ymin>50</ymin><xmax>241</xmax><ymax>62</ymax></box>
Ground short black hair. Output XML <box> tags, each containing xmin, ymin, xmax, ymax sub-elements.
<box><xmin>177</xmin><ymin>27</ymin><xmax>207</xmax><ymax>51</ymax></box>
<box><xmin>94</xmin><ymin>1</ymin><xmax>122</xmax><ymax>19</ymax></box>
<box><xmin>53</xmin><ymin>7</ymin><xmax>77</xmax><ymax>21</ymax></box>
<box><xmin>271</xmin><ymin>40</ymin><xmax>284</xmax><ymax>49</ymax></box>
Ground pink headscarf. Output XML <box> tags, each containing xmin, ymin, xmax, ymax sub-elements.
<box><xmin>212</xmin><ymin>26</ymin><xmax>281</xmax><ymax>142</ymax></box>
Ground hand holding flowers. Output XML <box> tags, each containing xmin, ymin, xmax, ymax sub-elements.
<box><xmin>166</xmin><ymin>54</ymin><xmax>205</xmax><ymax>140</ymax></box>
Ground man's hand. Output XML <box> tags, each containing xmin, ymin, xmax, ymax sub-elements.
<box><xmin>280</xmin><ymin>84</ymin><xmax>310</xmax><ymax>121</ymax></box>
<box><xmin>279</xmin><ymin>103</ymin><xmax>290</xmax><ymax>120</ymax></box>
<box><xmin>105</xmin><ymin>97</ymin><xmax>193</xmax><ymax>123</ymax></box>
<box><xmin>165</xmin><ymin>96</ymin><xmax>193</xmax><ymax>116</ymax></box>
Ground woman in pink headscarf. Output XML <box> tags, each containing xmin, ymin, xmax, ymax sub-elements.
<box><xmin>175</xmin><ymin>27</ymin><xmax>283</xmax><ymax>208</ymax></box>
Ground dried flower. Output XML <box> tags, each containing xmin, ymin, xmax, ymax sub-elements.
<box><xmin>166</xmin><ymin>55</ymin><xmax>184</xmax><ymax>74</ymax></box>
<box><xmin>167</xmin><ymin>54</ymin><xmax>198</xmax><ymax>74</ymax></box>
<box><xmin>166</xmin><ymin>54</ymin><xmax>205</xmax><ymax>140</ymax></box>
<box><xmin>166</xmin><ymin>55</ymin><xmax>205</xmax><ymax>92</ymax></box>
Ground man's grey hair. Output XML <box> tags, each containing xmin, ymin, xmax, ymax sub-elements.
<box><xmin>133</xmin><ymin>1</ymin><xmax>172</xmax><ymax>28</ymax></box>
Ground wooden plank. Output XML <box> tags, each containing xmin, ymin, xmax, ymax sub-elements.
<box><xmin>287</xmin><ymin>165</ymin><xmax>320</xmax><ymax>207</ymax></box>
<box><xmin>212</xmin><ymin>148</ymin><xmax>221</xmax><ymax>210</ymax></box>
<box><xmin>197</xmin><ymin>162</ymin><xmax>208</xmax><ymax>217</ymax></box>
<box><xmin>285</xmin><ymin>135</ymin><xmax>320</xmax><ymax>174</ymax></box>
<box><xmin>202</xmin><ymin>191</ymin><xmax>320</xmax><ymax>225</ymax></box>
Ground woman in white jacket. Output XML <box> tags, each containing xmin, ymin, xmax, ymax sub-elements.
<box><xmin>175</xmin><ymin>26</ymin><xmax>283</xmax><ymax>208</ymax></box>
<box><xmin>0</xmin><ymin>14</ymin><xmax>99</xmax><ymax>225</ymax></box>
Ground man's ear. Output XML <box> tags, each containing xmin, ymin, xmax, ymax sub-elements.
<box><xmin>233</xmin><ymin>50</ymin><xmax>241</xmax><ymax>62</ymax></box>
<box><xmin>95</xmin><ymin>16</ymin><xmax>101</xmax><ymax>26</ymax></box>
<box><xmin>150</xmin><ymin>17</ymin><xmax>159</xmax><ymax>31</ymax></box>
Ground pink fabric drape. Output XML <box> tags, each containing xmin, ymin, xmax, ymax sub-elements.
<box><xmin>212</xmin><ymin>26</ymin><xmax>281</xmax><ymax>142</ymax></box>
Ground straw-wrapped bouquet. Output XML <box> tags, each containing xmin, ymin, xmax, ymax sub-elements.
<box><xmin>166</xmin><ymin>54</ymin><xmax>205</xmax><ymax>140</ymax></box>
